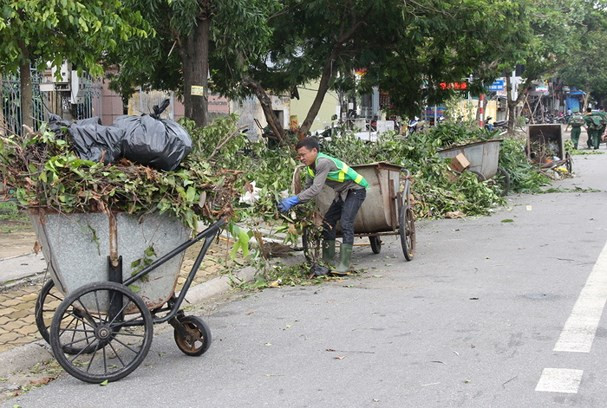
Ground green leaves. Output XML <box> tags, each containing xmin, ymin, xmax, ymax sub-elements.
<box><xmin>228</xmin><ymin>223</ymin><xmax>252</xmax><ymax>259</ymax></box>
<box><xmin>0</xmin><ymin>0</ymin><xmax>150</xmax><ymax>80</ymax></box>
<box><xmin>0</xmin><ymin>120</ymin><xmax>241</xmax><ymax>233</ymax></box>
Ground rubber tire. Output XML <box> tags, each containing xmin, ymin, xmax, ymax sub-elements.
<box><xmin>565</xmin><ymin>152</ymin><xmax>573</xmax><ymax>173</ymax></box>
<box><xmin>399</xmin><ymin>205</ymin><xmax>416</xmax><ymax>261</ymax></box>
<box><xmin>496</xmin><ymin>167</ymin><xmax>510</xmax><ymax>196</ymax></box>
<box><xmin>468</xmin><ymin>170</ymin><xmax>486</xmax><ymax>182</ymax></box>
<box><xmin>35</xmin><ymin>280</ymin><xmax>87</xmax><ymax>355</ymax></box>
<box><xmin>369</xmin><ymin>236</ymin><xmax>382</xmax><ymax>254</ymax></box>
<box><xmin>174</xmin><ymin>315</ymin><xmax>212</xmax><ymax>357</ymax></box>
<box><xmin>35</xmin><ymin>279</ymin><xmax>59</xmax><ymax>345</ymax></box>
<box><xmin>50</xmin><ymin>281</ymin><xmax>153</xmax><ymax>384</ymax></box>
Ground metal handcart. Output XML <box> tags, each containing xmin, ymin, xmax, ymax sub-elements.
<box><xmin>438</xmin><ymin>139</ymin><xmax>510</xmax><ymax>194</ymax></box>
<box><xmin>31</xmin><ymin>209</ymin><xmax>225</xmax><ymax>383</ymax></box>
<box><xmin>527</xmin><ymin>124</ymin><xmax>573</xmax><ymax>173</ymax></box>
<box><xmin>294</xmin><ymin>162</ymin><xmax>415</xmax><ymax>261</ymax></box>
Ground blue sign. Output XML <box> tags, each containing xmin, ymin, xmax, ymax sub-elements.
<box><xmin>488</xmin><ymin>79</ymin><xmax>505</xmax><ymax>91</ymax></box>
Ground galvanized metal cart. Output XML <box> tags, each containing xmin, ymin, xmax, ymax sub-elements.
<box><xmin>438</xmin><ymin>139</ymin><xmax>510</xmax><ymax>194</ymax></box>
<box><xmin>527</xmin><ymin>124</ymin><xmax>573</xmax><ymax>173</ymax></box>
<box><xmin>294</xmin><ymin>162</ymin><xmax>415</xmax><ymax>261</ymax></box>
<box><xmin>31</xmin><ymin>209</ymin><xmax>225</xmax><ymax>383</ymax></box>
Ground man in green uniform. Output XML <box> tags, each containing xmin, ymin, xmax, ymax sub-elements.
<box><xmin>584</xmin><ymin>108</ymin><xmax>605</xmax><ymax>150</ymax></box>
<box><xmin>566</xmin><ymin>110</ymin><xmax>585</xmax><ymax>149</ymax></box>
<box><xmin>597</xmin><ymin>107</ymin><xmax>607</xmax><ymax>147</ymax></box>
<box><xmin>279</xmin><ymin>137</ymin><xmax>368</xmax><ymax>274</ymax></box>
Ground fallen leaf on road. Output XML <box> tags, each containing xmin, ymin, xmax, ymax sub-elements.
<box><xmin>372</xmin><ymin>274</ymin><xmax>383</xmax><ymax>278</ymax></box>
<box><xmin>526</xmin><ymin>205</ymin><xmax>533</xmax><ymax>211</ymax></box>
<box><xmin>501</xmin><ymin>219</ymin><xmax>514</xmax><ymax>223</ymax></box>
<box><xmin>469</xmin><ymin>297</ymin><xmax>479</xmax><ymax>301</ymax></box>
<box><xmin>334</xmin><ymin>355</ymin><xmax>346</xmax><ymax>360</ymax></box>
<box><xmin>33</xmin><ymin>241</ymin><xmax>41</xmax><ymax>254</ymax></box>
<box><xmin>99</xmin><ymin>380</ymin><xmax>109</xmax><ymax>386</ymax></box>
<box><xmin>430</xmin><ymin>360</ymin><xmax>446</xmax><ymax>365</ymax></box>
<box><xmin>445</xmin><ymin>211</ymin><xmax>465</xmax><ymax>219</ymax></box>
<box><xmin>265</xmin><ymin>343</ymin><xmax>272</xmax><ymax>346</ymax></box>
<box><xmin>29</xmin><ymin>377</ymin><xmax>53</xmax><ymax>386</ymax></box>
<box><xmin>326</xmin><ymin>348</ymin><xmax>336</xmax><ymax>352</ymax></box>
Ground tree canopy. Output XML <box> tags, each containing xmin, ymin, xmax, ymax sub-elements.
<box><xmin>0</xmin><ymin>0</ymin><xmax>149</xmax><ymax>128</ymax></box>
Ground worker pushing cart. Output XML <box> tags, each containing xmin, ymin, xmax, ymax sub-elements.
<box><xmin>279</xmin><ymin>137</ymin><xmax>368</xmax><ymax>274</ymax></box>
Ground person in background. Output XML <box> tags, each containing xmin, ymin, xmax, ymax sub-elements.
<box><xmin>566</xmin><ymin>110</ymin><xmax>585</xmax><ymax>149</ymax></box>
<box><xmin>584</xmin><ymin>107</ymin><xmax>605</xmax><ymax>150</ymax></box>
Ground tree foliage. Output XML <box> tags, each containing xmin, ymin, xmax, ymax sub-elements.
<box><xmin>0</xmin><ymin>0</ymin><xmax>149</xmax><ymax>127</ymax></box>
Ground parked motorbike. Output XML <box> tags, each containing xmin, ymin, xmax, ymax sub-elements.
<box><xmin>408</xmin><ymin>117</ymin><xmax>421</xmax><ymax>134</ymax></box>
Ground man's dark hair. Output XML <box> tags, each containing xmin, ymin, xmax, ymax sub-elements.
<box><xmin>296</xmin><ymin>137</ymin><xmax>320</xmax><ymax>151</ymax></box>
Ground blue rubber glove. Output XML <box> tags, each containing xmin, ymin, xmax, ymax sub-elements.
<box><xmin>278</xmin><ymin>196</ymin><xmax>300</xmax><ymax>212</ymax></box>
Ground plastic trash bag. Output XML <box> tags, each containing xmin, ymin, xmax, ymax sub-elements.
<box><xmin>113</xmin><ymin>100</ymin><xmax>192</xmax><ymax>171</ymax></box>
<box><xmin>48</xmin><ymin>115</ymin><xmax>125</xmax><ymax>164</ymax></box>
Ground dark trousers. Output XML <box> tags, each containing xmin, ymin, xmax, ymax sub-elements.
<box><xmin>322</xmin><ymin>189</ymin><xmax>366</xmax><ymax>245</ymax></box>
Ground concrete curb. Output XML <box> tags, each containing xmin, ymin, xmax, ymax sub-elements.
<box><xmin>0</xmin><ymin>265</ymin><xmax>259</xmax><ymax>377</ymax></box>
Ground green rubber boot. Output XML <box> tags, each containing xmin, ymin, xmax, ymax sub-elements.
<box><xmin>322</xmin><ymin>240</ymin><xmax>336</xmax><ymax>264</ymax></box>
<box><xmin>334</xmin><ymin>243</ymin><xmax>353</xmax><ymax>275</ymax></box>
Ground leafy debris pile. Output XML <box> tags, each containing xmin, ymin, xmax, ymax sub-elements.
<box><xmin>0</xmin><ymin>125</ymin><xmax>240</xmax><ymax>230</ymax></box>
<box><xmin>322</xmin><ymin>130</ymin><xmax>505</xmax><ymax>218</ymax></box>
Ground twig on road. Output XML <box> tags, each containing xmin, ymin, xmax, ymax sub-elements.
<box><xmin>502</xmin><ymin>375</ymin><xmax>518</xmax><ymax>388</ymax></box>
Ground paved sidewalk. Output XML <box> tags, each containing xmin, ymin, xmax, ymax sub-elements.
<box><xmin>0</xmin><ymin>242</ymin><xmax>233</xmax><ymax>354</ymax></box>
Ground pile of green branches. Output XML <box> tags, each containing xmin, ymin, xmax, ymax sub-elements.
<box><xmin>0</xmin><ymin>124</ymin><xmax>240</xmax><ymax>230</ymax></box>
<box><xmin>323</xmin><ymin>130</ymin><xmax>505</xmax><ymax>218</ymax></box>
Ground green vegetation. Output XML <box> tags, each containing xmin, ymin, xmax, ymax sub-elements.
<box><xmin>0</xmin><ymin>202</ymin><xmax>27</xmax><ymax>222</ymax></box>
<box><xmin>0</xmin><ymin>124</ymin><xmax>240</xmax><ymax>231</ymax></box>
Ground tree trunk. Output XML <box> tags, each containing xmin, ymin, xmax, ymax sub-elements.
<box><xmin>243</xmin><ymin>78</ymin><xmax>286</xmax><ymax>144</ymax></box>
<box><xmin>299</xmin><ymin>52</ymin><xmax>337</xmax><ymax>136</ymax></box>
<box><xmin>582</xmin><ymin>89</ymin><xmax>590</xmax><ymax>111</ymax></box>
<box><xmin>19</xmin><ymin>60</ymin><xmax>33</xmax><ymax>132</ymax></box>
<box><xmin>0</xmin><ymin>73</ymin><xmax>4</xmax><ymax>136</ymax></box>
<box><xmin>505</xmin><ymin>75</ymin><xmax>517</xmax><ymax>134</ymax></box>
<box><xmin>183</xmin><ymin>11</ymin><xmax>210</xmax><ymax>127</ymax></box>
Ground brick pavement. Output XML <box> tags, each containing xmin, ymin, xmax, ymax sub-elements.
<box><xmin>0</xmin><ymin>242</ymin><xmax>234</xmax><ymax>354</ymax></box>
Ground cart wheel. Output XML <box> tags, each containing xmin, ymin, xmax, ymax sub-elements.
<box><xmin>399</xmin><ymin>206</ymin><xmax>416</xmax><ymax>261</ymax></box>
<box><xmin>50</xmin><ymin>281</ymin><xmax>153</xmax><ymax>384</ymax></box>
<box><xmin>496</xmin><ymin>167</ymin><xmax>510</xmax><ymax>196</ymax></box>
<box><xmin>468</xmin><ymin>170</ymin><xmax>486</xmax><ymax>182</ymax></box>
<box><xmin>369</xmin><ymin>236</ymin><xmax>382</xmax><ymax>254</ymax></box>
<box><xmin>174</xmin><ymin>315</ymin><xmax>212</xmax><ymax>357</ymax></box>
<box><xmin>565</xmin><ymin>152</ymin><xmax>573</xmax><ymax>173</ymax></box>
<box><xmin>302</xmin><ymin>226</ymin><xmax>321</xmax><ymax>262</ymax></box>
<box><xmin>36</xmin><ymin>280</ymin><xmax>100</xmax><ymax>356</ymax></box>
<box><xmin>35</xmin><ymin>279</ymin><xmax>63</xmax><ymax>345</ymax></box>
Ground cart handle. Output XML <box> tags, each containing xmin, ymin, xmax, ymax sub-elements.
<box><xmin>400</xmin><ymin>168</ymin><xmax>411</xmax><ymax>203</ymax></box>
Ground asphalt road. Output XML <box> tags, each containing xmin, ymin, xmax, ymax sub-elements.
<box><xmin>6</xmin><ymin>150</ymin><xmax>607</xmax><ymax>408</ymax></box>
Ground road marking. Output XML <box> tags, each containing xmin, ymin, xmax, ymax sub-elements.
<box><xmin>535</xmin><ymin>368</ymin><xmax>583</xmax><ymax>394</ymax></box>
<box><xmin>554</xmin><ymin>240</ymin><xmax>607</xmax><ymax>353</ymax></box>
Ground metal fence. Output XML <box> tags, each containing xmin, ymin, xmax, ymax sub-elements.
<box><xmin>1</xmin><ymin>70</ymin><xmax>101</xmax><ymax>136</ymax></box>
<box><xmin>1</xmin><ymin>71</ymin><xmax>48</xmax><ymax>135</ymax></box>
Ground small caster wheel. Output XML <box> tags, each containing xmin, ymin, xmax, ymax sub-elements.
<box><xmin>174</xmin><ymin>315</ymin><xmax>212</xmax><ymax>357</ymax></box>
<box><xmin>369</xmin><ymin>236</ymin><xmax>382</xmax><ymax>254</ymax></box>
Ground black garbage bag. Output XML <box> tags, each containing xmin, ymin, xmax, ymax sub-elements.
<box><xmin>48</xmin><ymin>115</ymin><xmax>125</xmax><ymax>164</ymax></box>
<box><xmin>68</xmin><ymin>117</ymin><xmax>125</xmax><ymax>164</ymax></box>
<box><xmin>113</xmin><ymin>100</ymin><xmax>192</xmax><ymax>171</ymax></box>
